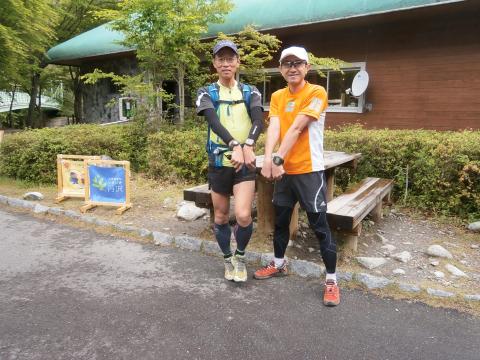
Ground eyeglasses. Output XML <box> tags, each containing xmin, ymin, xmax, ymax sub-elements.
<box><xmin>215</xmin><ymin>56</ymin><xmax>237</xmax><ymax>64</ymax></box>
<box><xmin>280</xmin><ymin>60</ymin><xmax>307</xmax><ymax>69</ymax></box>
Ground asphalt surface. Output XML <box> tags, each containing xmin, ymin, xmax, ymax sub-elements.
<box><xmin>1</xmin><ymin>207</ymin><xmax>479</xmax><ymax>360</ymax></box>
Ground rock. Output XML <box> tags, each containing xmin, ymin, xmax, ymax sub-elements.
<box><xmin>381</xmin><ymin>244</ymin><xmax>396</xmax><ymax>253</ymax></box>
<box><xmin>398</xmin><ymin>283</ymin><xmax>421</xmax><ymax>293</ymax></box>
<box><xmin>152</xmin><ymin>232</ymin><xmax>174</xmax><ymax>246</ymax></box>
<box><xmin>47</xmin><ymin>207</ymin><xmax>64</xmax><ymax>216</ymax></box>
<box><xmin>402</xmin><ymin>242</ymin><xmax>413</xmax><ymax>245</ymax></box>
<box><xmin>337</xmin><ymin>271</ymin><xmax>353</xmax><ymax>282</ymax></box>
<box><xmin>138</xmin><ymin>228</ymin><xmax>152</xmax><ymax>238</ymax></box>
<box><xmin>392</xmin><ymin>251</ymin><xmax>412</xmax><ymax>263</ymax></box>
<box><xmin>23</xmin><ymin>192</ymin><xmax>44</xmax><ymax>201</ymax></box>
<box><xmin>176</xmin><ymin>202</ymin><xmax>207</xmax><ymax>221</ymax></box>
<box><xmin>175</xmin><ymin>235</ymin><xmax>203</xmax><ymax>251</ymax></box>
<box><xmin>467</xmin><ymin>221</ymin><xmax>480</xmax><ymax>232</ymax></box>
<box><xmin>362</xmin><ymin>242</ymin><xmax>369</xmax><ymax>247</ymax></box>
<box><xmin>464</xmin><ymin>294</ymin><xmax>480</xmax><ymax>301</ymax></box>
<box><xmin>289</xmin><ymin>259</ymin><xmax>324</xmax><ymax>278</ymax></box>
<box><xmin>63</xmin><ymin>210</ymin><xmax>82</xmax><ymax>219</ymax></box>
<box><xmin>287</xmin><ymin>240</ymin><xmax>294</xmax><ymax>247</ymax></box>
<box><xmin>393</xmin><ymin>268</ymin><xmax>405</xmax><ymax>275</ymax></box>
<box><xmin>33</xmin><ymin>204</ymin><xmax>49</xmax><ymax>214</ymax></box>
<box><xmin>245</xmin><ymin>251</ymin><xmax>262</xmax><ymax>264</ymax></box>
<box><xmin>376</xmin><ymin>233</ymin><xmax>389</xmax><ymax>244</ymax></box>
<box><xmin>426</xmin><ymin>288</ymin><xmax>455</xmax><ymax>298</ymax></box>
<box><xmin>471</xmin><ymin>244</ymin><xmax>479</xmax><ymax>249</ymax></box>
<box><xmin>426</xmin><ymin>245</ymin><xmax>453</xmax><ymax>259</ymax></box>
<box><xmin>94</xmin><ymin>219</ymin><xmax>111</xmax><ymax>227</ymax></box>
<box><xmin>355</xmin><ymin>273</ymin><xmax>393</xmax><ymax>289</ymax></box>
<box><xmin>445</xmin><ymin>264</ymin><xmax>468</xmax><ymax>278</ymax></box>
<box><xmin>356</xmin><ymin>257</ymin><xmax>387</xmax><ymax>270</ymax></box>
<box><xmin>202</xmin><ymin>240</ymin><xmax>221</xmax><ymax>255</ymax></box>
<box><xmin>7</xmin><ymin>198</ymin><xmax>35</xmax><ymax>209</ymax></box>
<box><xmin>433</xmin><ymin>271</ymin><xmax>445</xmax><ymax>279</ymax></box>
<box><xmin>162</xmin><ymin>197</ymin><xmax>174</xmax><ymax>207</ymax></box>
<box><xmin>308</xmin><ymin>247</ymin><xmax>315</xmax><ymax>253</ymax></box>
<box><xmin>430</xmin><ymin>259</ymin><xmax>440</xmax><ymax>266</ymax></box>
<box><xmin>0</xmin><ymin>195</ymin><xmax>8</xmax><ymax>204</ymax></box>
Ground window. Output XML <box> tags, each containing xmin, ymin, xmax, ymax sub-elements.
<box><xmin>118</xmin><ymin>97</ymin><xmax>136</xmax><ymax>121</ymax></box>
<box><xmin>241</xmin><ymin>62</ymin><xmax>366</xmax><ymax>113</ymax></box>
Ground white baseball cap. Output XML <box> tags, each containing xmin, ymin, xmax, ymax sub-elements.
<box><xmin>279</xmin><ymin>46</ymin><xmax>309</xmax><ymax>64</ymax></box>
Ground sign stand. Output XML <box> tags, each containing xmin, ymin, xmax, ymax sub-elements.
<box><xmin>80</xmin><ymin>159</ymin><xmax>132</xmax><ymax>215</ymax></box>
<box><xmin>55</xmin><ymin>154</ymin><xmax>100</xmax><ymax>203</ymax></box>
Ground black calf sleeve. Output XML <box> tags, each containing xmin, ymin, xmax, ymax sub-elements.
<box><xmin>273</xmin><ymin>205</ymin><xmax>294</xmax><ymax>258</ymax></box>
<box><xmin>306</xmin><ymin>212</ymin><xmax>337</xmax><ymax>274</ymax></box>
<box><xmin>234</xmin><ymin>222</ymin><xmax>252</xmax><ymax>252</ymax></box>
<box><xmin>214</xmin><ymin>223</ymin><xmax>231</xmax><ymax>256</ymax></box>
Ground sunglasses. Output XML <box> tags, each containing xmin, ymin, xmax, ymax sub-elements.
<box><xmin>280</xmin><ymin>60</ymin><xmax>307</xmax><ymax>69</ymax></box>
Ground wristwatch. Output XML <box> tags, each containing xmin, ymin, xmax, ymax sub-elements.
<box><xmin>228</xmin><ymin>139</ymin><xmax>240</xmax><ymax>151</ymax></box>
<box><xmin>272</xmin><ymin>155</ymin><xmax>284</xmax><ymax>166</ymax></box>
<box><xmin>244</xmin><ymin>138</ymin><xmax>255</xmax><ymax>147</ymax></box>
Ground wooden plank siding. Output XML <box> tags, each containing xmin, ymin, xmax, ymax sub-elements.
<box><xmin>269</xmin><ymin>4</ymin><xmax>480</xmax><ymax>130</ymax></box>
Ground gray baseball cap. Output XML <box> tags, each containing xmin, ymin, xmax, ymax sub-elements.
<box><xmin>213</xmin><ymin>40</ymin><xmax>238</xmax><ymax>56</ymax></box>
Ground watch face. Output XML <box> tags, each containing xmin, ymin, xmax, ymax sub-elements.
<box><xmin>273</xmin><ymin>156</ymin><xmax>284</xmax><ymax>166</ymax></box>
<box><xmin>245</xmin><ymin>138</ymin><xmax>254</xmax><ymax>146</ymax></box>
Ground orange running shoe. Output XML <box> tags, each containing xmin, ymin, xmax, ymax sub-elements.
<box><xmin>323</xmin><ymin>280</ymin><xmax>340</xmax><ymax>306</ymax></box>
<box><xmin>253</xmin><ymin>261</ymin><xmax>288</xmax><ymax>280</ymax></box>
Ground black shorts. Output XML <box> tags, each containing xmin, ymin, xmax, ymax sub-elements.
<box><xmin>273</xmin><ymin>171</ymin><xmax>327</xmax><ymax>213</ymax></box>
<box><xmin>208</xmin><ymin>165</ymin><xmax>256</xmax><ymax>195</ymax></box>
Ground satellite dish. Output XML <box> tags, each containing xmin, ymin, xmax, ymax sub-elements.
<box><xmin>346</xmin><ymin>70</ymin><xmax>369</xmax><ymax>97</ymax></box>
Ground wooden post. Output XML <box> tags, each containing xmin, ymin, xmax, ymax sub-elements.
<box><xmin>325</xmin><ymin>168</ymin><xmax>335</xmax><ymax>201</ymax></box>
<box><xmin>0</xmin><ymin>130</ymin><xmax>4</xmax><ymax>144</ymax></box>
<box><xmin>289</xmin><ymin>203</ymin><xmax>300</xmax><ymax>241</ymax></box>
<box><xmin>256</xmin><ymin>176</ymin><xmax>274</xmax><ymax>236</ymax></box>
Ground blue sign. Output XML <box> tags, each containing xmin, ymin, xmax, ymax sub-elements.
<box><xmin>88</xmin><ymin>165</ymin><xmax>126</xmax><ymax>203</ymax></box>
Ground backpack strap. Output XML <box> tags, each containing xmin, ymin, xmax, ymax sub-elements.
<box><xmin>206</xmin><ymin>83</ymin><xmax>220</xmax><ymax>153</ymax></box>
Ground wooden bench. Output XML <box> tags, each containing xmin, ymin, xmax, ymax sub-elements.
<box><xmin>327</xmin><ymin>177</ymin><xmax>393</xmax><ymax>252</ymax></box>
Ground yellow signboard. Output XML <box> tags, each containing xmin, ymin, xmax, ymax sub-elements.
<box><xmin>55</xmin><ymin>154</ymin><xmax>100</xmax><ymax>203</ymax></box>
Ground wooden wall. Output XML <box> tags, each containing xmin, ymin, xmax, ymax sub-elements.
<box><xmin>272</xmin><ymin>4</ymin><xmax>480</xmax><ymax>130</ymax></box>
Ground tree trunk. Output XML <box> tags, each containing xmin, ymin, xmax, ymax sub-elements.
<box><xmin>70</xmin><ymin>66</ymin><xmax>83</xmax><ymax>123</ymax></box>
<box><xmin>26</xmin><ymin>72</ymin><xmax>40</xmax><ymax>128</ymax></box>
<box><xmin>7</xmin><ymin>84</ymin><xmax>17</xmax><ymax>128</ymax></box>
<box><xmin>177</xmin><ymin>65</ymin><xmax>185</xmax><ymax>125</ymax></box>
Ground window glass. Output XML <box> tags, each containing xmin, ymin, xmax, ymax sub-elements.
<box><xmin>305</xmin><ymin>70</ymin><xmax>327</xmax><ymax>89</ymax></box>
<box><xmin>327</xmin><ymin>70</ymin><xmax>359</xmax><ymax>108</ymax></box>
<box><xmin>264</xmin><ymin>73</ymin><xmax>285</xmax><ymax>106</ymax></box>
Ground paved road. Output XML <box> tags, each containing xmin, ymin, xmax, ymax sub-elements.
<box><xmin>1</xmin><ymin>207</ymin><xmax>479</xmax><ymax>360</ymax></box>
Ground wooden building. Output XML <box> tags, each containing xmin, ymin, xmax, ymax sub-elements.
<box><xmin>47</xmin><ymin>0</ymin><xmax>480</xmax><ymax>130</ymax></box>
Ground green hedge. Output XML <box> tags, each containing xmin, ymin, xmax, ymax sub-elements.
<box><xmin>0</xmin><ymin>125</ymin><xmax>135</xmax><ymax>183</ymax></box>
<box><xmin>147</xmin><ymin>128</ymin><xmax>208</xmax><ymax>182</ymax></box>
<box><xmin>324</xmin><ymin>125</ymin><xmax>480</xmax><ymax>220</ymax></box>
<box><xmin>1</xmin><ymin>124</ymin><xmax>479</xmax><ymax>219</ymax></box>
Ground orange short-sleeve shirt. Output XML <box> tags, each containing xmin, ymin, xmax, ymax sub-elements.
<box><xmin>269</xmin><ymin>82</ymin><xmax>328</xmax><ymax>174</ymax></box>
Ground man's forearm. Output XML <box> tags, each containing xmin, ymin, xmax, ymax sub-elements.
<box><xmin>264</xmin><ymin>118</ymin><xmax>280</xmax><ymax>158</ymax></box>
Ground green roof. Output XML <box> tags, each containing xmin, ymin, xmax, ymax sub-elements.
<box><xmin>47</xmin><ymin>0</ymin><xmax>463</xmax><ymax>64</ymax></box>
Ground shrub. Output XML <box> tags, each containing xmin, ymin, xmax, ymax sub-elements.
<box><xmin>324</xmin><ymin>125</ymin><xmax>480</xmax><ymax>220</ymax></box>
<box><xmin>0</xmin><ymin>125</ymin><xmax>134</xmax><ymax>183</ymax></box>
<box><xmin>147</xmin><ymin>128</ymin><xmax>208</xmax><ymax>182</ymax></box>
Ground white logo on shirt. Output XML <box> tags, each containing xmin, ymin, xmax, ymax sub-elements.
<box><xmin>309</xmin><ymin>97</ymin><xmax>323</xmax><ymax>113</ymax></box>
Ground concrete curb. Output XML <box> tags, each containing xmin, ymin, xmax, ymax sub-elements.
<box><xmin>1</xmin><ymin>193</ymin><xmax>479</xmax><ymax>302</ymax></box>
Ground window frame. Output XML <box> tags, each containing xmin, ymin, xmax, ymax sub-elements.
<box><xmin>241</xmin><ymin>62</ymin><xmax>367</xmax><ymax>114</ymax></box>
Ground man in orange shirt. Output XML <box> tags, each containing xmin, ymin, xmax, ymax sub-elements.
<box><xmin>253</xmin><ymin>46</ymin><xmax>340</xmax><ymax>306</ymax></box>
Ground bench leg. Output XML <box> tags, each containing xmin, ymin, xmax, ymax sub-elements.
<box><xmin>333</xmin><ymin>223</ymin><xmax>361</xmax><ymax>253</ymax></box>
<box><xmin>371</xmin><ymin>202</ymin><xmax>383</xmax><ymax>223</ymax></box>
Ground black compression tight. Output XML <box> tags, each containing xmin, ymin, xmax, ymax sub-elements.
<box><xmin>273</xmin><ymin>206</ymin><xmax>337</xmax><ymax>274</ymax></box>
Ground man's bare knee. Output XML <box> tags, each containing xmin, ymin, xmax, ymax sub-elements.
<box><xmin>235</xmin><ymin>212</ymin><xmax>252</xmax><ymax>227</ymax></box>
